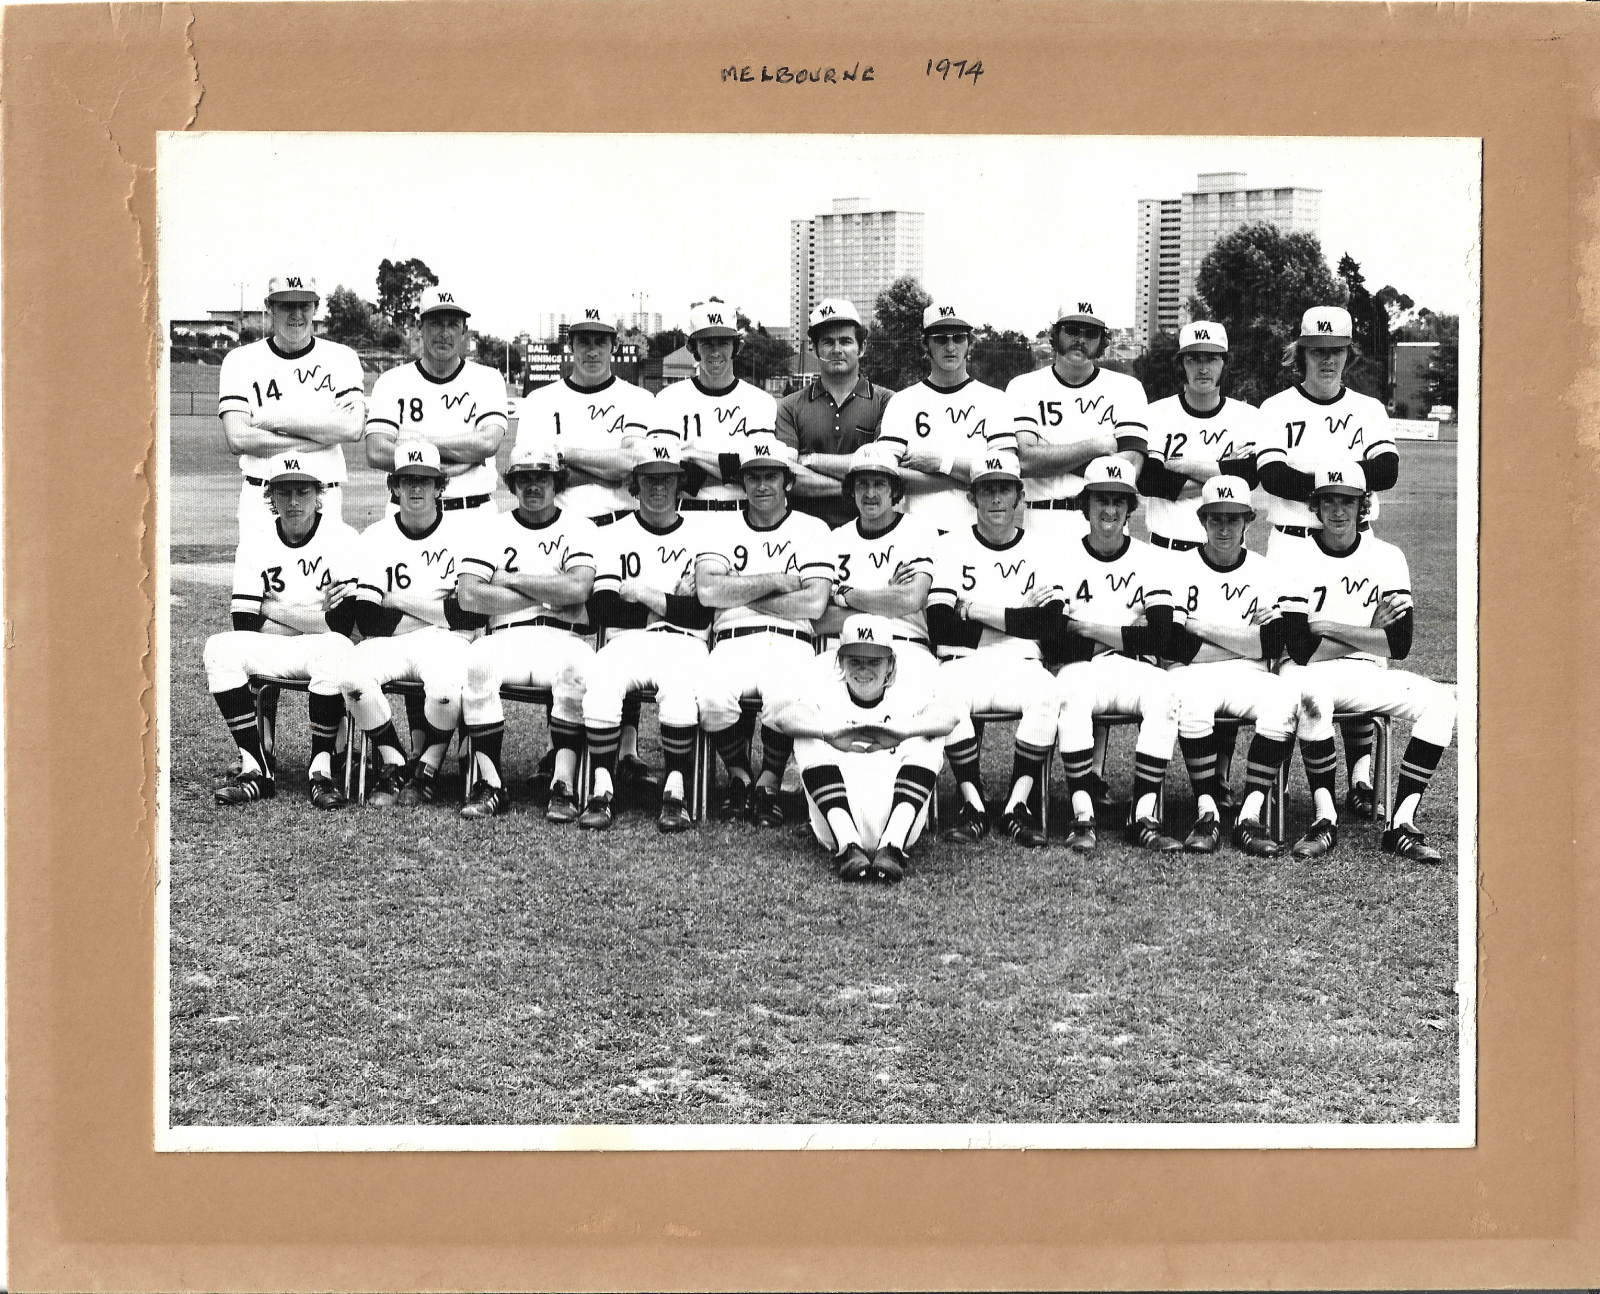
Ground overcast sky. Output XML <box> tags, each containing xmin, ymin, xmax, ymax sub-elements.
<box><xmin>159</xmin><ymin>133</ymin><xmax>1479</xmax><ymax>340</ymax></box>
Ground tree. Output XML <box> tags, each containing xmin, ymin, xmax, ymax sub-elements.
<box><xmin>324</xmin><ymin>285</ymin><xmax>377</xmax><ymax>346</ymax></box>
<box><xmin>473</xmin><ymin>332</ymin><xmax>521</xmax><ymax>381</ymax></box>
<box><xmin>1423</xmin><ymin>312</ymin><xmax>1458</xmax><ymax>408</ymax></box>
<box><xmin>1192</xmin><ymin>223</ymin><xmax>1346</xmax><ymax>406</ymax></box>
<box><xmin>648</xmin><ymin>328</ymin><xmax>687</xmax><ymax>358</ymax></box>
<box><xmin>1132</xmin><ymin>329</ymin><xmax>1184</xmax><ymax>403</ymax></box>
<box><xmin>738</xmin><ymin>326</ymin><xmax>794</xmax><ymax>385</ymax></box>
<box><xmin>863</xmin><ymin>276</ymin><xmax>933</xmax><ymax>389</ymax></box>
<box><xmin>969</xmin><ymin>326</ymin><xmax>1036</xmax><ymax>389</ymax></box>
<box><xmin>1336</xmin><ymin>254</ymin><xmax>1412</xmax><ymax>402</ymax></box>
<box><xmin>375</xmin><ymin>257</ymin><xmax>439</xmax><ymax>332</ymax></box>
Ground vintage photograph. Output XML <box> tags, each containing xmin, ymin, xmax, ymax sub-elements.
<box><xmin>155</xmin><ymin>132</ymin><xmax>1478</xmax><ymax>1151</ymax></box>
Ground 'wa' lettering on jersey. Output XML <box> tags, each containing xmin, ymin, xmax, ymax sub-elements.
<box><xmin>1057</xmin><ymin>534</ymin><xmax>1174</xmax><ymax>652</ymax></box>
<box><xmin>1170</xmin><ymin>546</ymin><xmax>1281</xmax><ymax>668</ymax></box>
<box><xmin>1142</xmin><ymin>393</ymin><xmax>1267</xmax><ymax>543</ymax></box>
<box><xmin>879</xmin><ymin>376</ymin><xmax>1011</xmax><ymax>532</ymax></box>
<box><xmin>352</xmin><ymin>511</ymin><xmax>475</xmax><ymax>635</ymax></box>
<box><xmin>1002</xmin><ymin>365</ymin><xmax>1151</xmax><ymax>504</ymax></box>
<box><xmin>459</xmin><ymin>507</ymin><xmax>601</xmax><ymax>633</ymax></box>
<box><xmin>652</xmin><ymin>378</ymin><xmax>779</xmax><ymax>503</ymax></box>
<box><xmin>696</xmin><ymin>508</ymin><xmax>835</xmax><ymax>636</ymax></box>
<box><xmin>219</xmin><ymin>336</ymin><xmax>365</xmax><ymax>484</ymax></box>
<box><xmin>927</xmin><ymin>525</ymin><xmax>1064</xmax><ymax>659</ymax></box>
<box><xmin>365</xmin><ymin>359</ymin><xmax>509</xmax><ymax>501</ymax></box>
<box><xmin>827</xmin><ymin>511</ymin><xmax>939</xmax><ymax>642</ymax></box>
<box><xmin>1274</xmin><ymin>531</ymin><xmax>1412</xmax><ymax>665</ymax></box>
<box><xmin>591</xmin><ymin>513</ymin><xmax>708</xmax><ymax>641</ymax></box>
<box><xmin>1256</xmin><ymin>385</ymin><xmax>1396</xmax><ymax>530</ymax></box>
<box><xmin>231</xmin><ymin>512</ymin><xmax>359</xmax><ymax>634</ymax></box>
<box><xmin>515</xmin><ymin>374</ymin><xmax>656</xmax><ymax>518</ymax></box>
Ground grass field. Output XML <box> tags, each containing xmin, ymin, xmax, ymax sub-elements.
<box><xmin>166</xmin><ymin>413</ymin><xmax>1463</xmax><ymax>1130</ymax></box>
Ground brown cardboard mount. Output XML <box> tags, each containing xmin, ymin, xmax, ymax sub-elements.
<box><xmin>4</xmin><ymin>3</ymin><xmax>1597</xmax><ymax>1290</ymax></box>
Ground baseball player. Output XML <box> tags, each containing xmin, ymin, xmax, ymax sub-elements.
<box><xmin>693</xmin><ymin>434</ymin><xmax>835</xmax><ymax>826</ymax></box>
<box><xmin>1047</xmin><ymin>457</ymin><xmax>1182</xmax><ymax>853</ymax></box>
<box><xmin>817</xmin><ymin>443</ymin><xmax>940</xmax><ymax>694</ymax></box>
<box><xmin>1258</xmin><ymin>305</ymin><xmax>1401</xmax><ymax>818</ymax></box>
<box><xmin>578</xmin><ymin>437</ymin><xmax>712</xmax><ymax>833</ymax></box>
<box><xmin>877</xmin><ymin>303</ymin><xmax>1012</xmax><ymax>534</ymax></box>
<box><xmin>1002</xmin><ymin>296</ymin><xmax>1150</xmax><ymax>543</ymax></box>
<box><xmin>336</xmin><ymin>440</ymin><xmax>480</xmax><ymax>809</ymax></box>
<box><xmin>364</xmin><ymin>286</ymin><xmax>508</xmax><ymax>540</ymax></box>
<box><xmin>925</xmin><ymin>450</ymin><xmax>1066</xmax><ymax>848</ymax></box>
<box><xmin>1273</xmin><ymin>464</ymin><xmax>1457</xmax><ymax>863</ymax></box>
<box><xmin>770</xmin><ymin>615</ymin><xmax>959</xmax><ymax>882</ymax></box>
<box><xmin>453</xmin><ymin>440</ymin><xmax>600</xmax><ymax>822</ymax></box>
<box><xmin>218</xmin><ymin>274</ymin><xmax>366</xmax><ymax>537</ymax></box>
<box><xmin>205</xmin><ymin>452</ymin><xmax>359</xmax><ymax>808</ymax></box>
<box><xmin>654</xmin><ymin>300</ymin><xmax>779</xmax><ymax>515</ymax></box>
<box><xmin>1160</xmin><ymin>476</ymin><xmax>1301</xmax><ymax>857</ymax></box>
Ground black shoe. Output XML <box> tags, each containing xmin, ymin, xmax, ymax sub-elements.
<box><xmin>526</xmin><ymin>748</ymin><xmax>558</xmax><ymax>811</ymax></box>
<box><xmin>1084</xmin><ymin>771</ymin><xmax>1122</xmax><ymax>819</ymax></box>
<box><xmin>834</xmin><ymin>842</ymin><xmax>872</xmax><ymax>881</ymax></box>
<box><xmin>868</xmin><ymin>842</ymin><xmax>908</xmax><ymax>882</ymax></box>
<box><xmin>395</xmin><ymin>762</ymin><xmax>437</xmax><ymax>807</ymax></box>
<box><xmin>1004</xmin><ymin>804</ymin><xmax>1048</xmax><ymax>848</ymax></box>
<box><xmin>657</xmin><ymin>792</ymin><xmax>693</xmax><ymax>834</ymax></box>
<box><xmin>308</xmin><ymin>772</ymin><xmax>347</xmax><ymax>811</ymax></box>
<box><xmin>459</xmin><ymin>781</ymin><xmax>508</xmax><ymax>819</ymax></box>
<box><xmin>215</xmin><ymin>770</ymin><xmax>274</xmax><ymax>806</ymax></box>
<box><xmin>578</xmin><ymin>792</ymin><xmax>615</xmax><ymax>831</ymax></box>
<box><xmin>715</xmin><ymin>779</ymin><xmax>751</xmax><ymax>823</ymax></box>
<box><xmin>1231</xmin><ymin>817</ymin><xmax>1282</xmax><ymax>857</ymax></box>
<box><xmin>1064</xmin><ymin>817</ymin><xmax>1097</xmax><ymax>853</ymax></box>
<box><xmin>616</xmin><ymin>754</ymin><xmax>662</xmax><ymax>805</ymax></box>
<box><xmin>1183</xmin><ymin>814</ymin><xmax>1221</xmax><ymax>854</ymax></box>
<box><xmin>1127</xmin><ymin>814</ymin><xmax>1183</xmax><ymax>852</ymax></box>
<box><xmin>940</xmin><ymin>802</ymin><xmax>991</xmax><ymax>844</ymax></box>
<box><xmin>366</xmin><ymin>764</ymin><xmax>405</xmax><ymax>809</ymax></box>
<box><xmin>545</xmin><ymin>781</ymin><xmax>581</xmax><ymax>824</ymax></box>
<box><xmin>1291</xmin><ymin>818</ymin><xmax>1339</xmax><ymax>859</ymax></box>
<box><xmin>748</xmin><ymin>784</ymin><xmax>785</xmax><ymax>828</ymax></box>
<box><xmin>1382</xmin><ymin>823</ymin><xmax>1443</xmax><ymax>864</ymax></box>
<box><xmin>1345</xmin><ymin>782</ymin><xmax>1377</xmax><ymax>821</ymax></box>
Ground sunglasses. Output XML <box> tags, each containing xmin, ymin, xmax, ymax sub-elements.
<box><xmin>1058</xmin><ymin>323</ymin><xmax>1103</xmax><ymax>339</ymax></box>
<box><xmin>927</xmin><ymin>331</ymin><xmax>970</xmax><ymax>345</ymax></box>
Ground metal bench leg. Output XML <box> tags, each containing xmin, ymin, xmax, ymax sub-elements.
<box><xmin>1269</xmin><ymin>761</ymin><xmax>1289</xmax><ymax>843</ymax></box>
<box><xmin>691</xmin><ymin>727</ymin><xmax>710</xmax><ymax>822</ymax></box>
<box><xmin>356</xmin><ymin>729</ymin><xmax>370</xmax><ymax>804</ymax></box>
<box><xmin>1373</xmin><ymin>714</ymin><xmax>1393</xmax><ymax>824</ymax></box>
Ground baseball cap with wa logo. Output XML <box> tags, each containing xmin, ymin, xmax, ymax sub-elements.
<box><xmin>1310</xmin><ymin>462</ymin><xmax>1367</xmax><ymax>496</ymax></box>
<box><xmin>391</xmin><ymin>439</ymin><xmax>446</xmax><ymax>478</ymax></box>
<box><xmin>688</xmin><ymin>302</ymin><xmax>739</xmax><ymax>339</ymax></box>
<box><xmin>569</xmin><ymin>307</ymin><xmax>617</xmax><ymax>335</ymax></box>
<box><xmin>264</xmin><ymin>452</ymin><xmax>323</xmax><ymax>485</ymax></box>
<box><xmin>837</xmin><ymin>613</ymin><xmax>897</xmax><ymax>657</ymax></box>
<box><xmin>1198</xmin><ymin>474</ymin><xmax>1254</xmax><ymax>514</ymax></box>
<box><xmin>418</xmin><ymin>286</ymin><xmax>471</xmax><ymax>320</ymax></box>
<box><xmin>1177</xmin><ymin>321</ymin><xmax>1229</xmax><ymax>355</ymax></box>
<box><xmin>265</xmin><ymin>274</ymin><xmax>318</xmax><ymax>303</ymax></box>
<box><xmin>1298</xmin><ymin>305</ymin><xmax>1353</xmax><ymax>345</ymax></box>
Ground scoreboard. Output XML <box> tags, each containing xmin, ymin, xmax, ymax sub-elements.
<box><xmin>521</xmin><ymin>339</ymin><xmax>644</xmax><ymax>394</ymax></box>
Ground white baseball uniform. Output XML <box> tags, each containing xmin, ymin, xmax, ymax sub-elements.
<box><xmin>366</xmin><ymin>358</ymin><xmax>509</xmax><ymax>509</ymax></box>
<box><xmin>1053</xmin><ymin>534</ymin><xmax>1179</xmax><ymax>759</ymax></box>
<box><xmin>652</xmin><ymin>377</ymin><xmax>779</xmax><ymax>506</ymax></box>
<box><xmin>514</xmin><ymin>374</ymin><xmax>655</xmax><ymax>520</ymax></box>
<box><xmin>927</xmin><ymin>523</ymin><xmax>1063</xmax><ymax>750</ymax></box>
<box><xmin>791</xmin><ymin>656</ymin><xmax>943</xmax><ymax>853</ymax></box>
<box><xmin>1003</xmin><ymin>365</ymin><xmax>1151</xmax><ymax>540</ymax></box>
<box><xmin>203</xmin><ymin>511</ymin><xmax>359</xmax><ymax>696</ymax></box>
<box><xmin>457</xmin><ymin>507</ymin><xmax>601</xmax><ymax>727</ymax></box>
<box><xmin>218</xmin><ymin>336</ymin><xmax>364</xmax><ymax>533</ymax></box>
<box><xmin>877</xmin><ymin>376</ymin><xmax>1011</xmax><ymax>533</ymax></box>
<box><xmin>695</xmin><ymin>507</ymin><xmax>835</xmax><ymax>729</ymax></box>
<box><xmin>583</xmin><ymin>513</ymin><xmax>709</xmax><ymax>730</ymax></box>
<box><xmin>1140</xmin><ymin>394</ymin><xmax>1267</xmax><ymax>546</ymax></box>
<box><xmin>1256</xmin><ymin>384</ymin><xmax>1396</xmax><ymax>537</ymax></box>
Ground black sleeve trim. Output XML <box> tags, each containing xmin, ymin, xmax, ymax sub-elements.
<box><xmin>680</xmin><ymin>460</ymin><xmax>708</xmax><ymax>497</ymax></box>
<box><xmin>325</xmin><ymin>598</ymin><xmax>358</xmax><ymax>639</ymax></box>
<box><xmin>1121</xmin><ymin>603</ymin><xmax>1173</xmax><ymax>656</ymax></box>
<box><xmin>1004</xmin><ymin>599</ymin><xmax>1065</xmax><ymax>640</ymax></box>
<box><xmin>717</xmin><ymin>452</ymin><xmax>742</xmax><ymax>482</ymax></box>
<box><xmin>1259</xmin><ymin>459</ymin><xmax>1315</xmax><ymax>503</ymax></box>
<box><xmin>589</xmin><ymin>589</ymin><xmax>650</xmax><ymax>630</ymax></box>
<box><xmin>355</xmin><ymin>601</ymin><xmax>404</xmax><ymax>638</ymax></box>
<box><xmin>1279</xmin><ymin>611</ymin><xmax>1319</xmax><ymax>666</ymax></box>
<box><xmin>231</xmin><ymin>611</ymin><xmax>265</xmax><ymax>632</ymax></box>
<box><xmin>1384</xmin><ymin>607</ymin><xmax>1414</xmax><ymax>661</ymax></box>
<box><xmin>1219</xmin><ymin>452</ymin><xmax>1259</xmax><ymax>488</ymax></box>
<box><xmin>1165</xmin><ymin>625</ymin><xmax>1204</xmax><ymax>666</ymax></box>
<box><xmin>664</xmin><ymin>593</ymin><xmax>715</xmax><ymax>629</ymax></box>
<box><xmin>1361</xmin><ymin>450</ymin><xmax>1399</xmax><ymax>493</ymax></box>
<box><xmin>927</xmin><ymin>602</ymin><xmax>983</xmax><ymax>651</ymax></box>
<box><xmin>336</xmin><ymin>385</ymin><xmax>362</xmax><ymax>398</ymax></box>
<box><xmin>1258</xmin><ymin>617</ymin><xmax>1287</xmax><ymax>661</ymax></box>
<box><xmin>1136</xmin><ymin>457</ymin><xmax>1188</xmax><ymax>502</ymax></box>
<box><xmin>443</xmin><ymin>594</ymin><xmax>489</xmax><ymax>631</ymax></box>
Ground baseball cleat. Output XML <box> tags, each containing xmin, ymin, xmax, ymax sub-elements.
<box><xmin>616</xmin><ymin>754</ymin><xmax>662</xmax><ymax>803</ymax></box>
<box><xmin>715</xmin><ymin>779</ymin><xmax>751</xmax><ymax>823</ymax></box>
<box><xmin>307</xmin><ymin>772</ymin><xmax>347</xmax><ymax>811</ymax></box>
<box><xmin>868</xmin><ymin>842</ymin><xmax>908</xmax><ymax>883</ymax></box>
<box><xmin>459</xmin><ymin>781</ymin><xmax>509</xmax><ymax>819</ymax></box>
<box><xmin>214</xmin><ymin>770</ymin><xmax>275</xmax><ymax>806</ymax></box>
<box><xmin>366</xmin><ymin>764</ymin><xmax>406</xmax><ymax>809</ymax></box>
<box><xmin>545</xmin><ymin>781</ymin><xmax>581</xmax><ymax>824</ymax></box>
<box><xmin>395</xmin><ymin>763</ymin><xmax>438</xmax><ymax>807</ymax></box>
<box><xmin>747</xmin><ymin>784</ymin><xmax>786</xmax><ymax>828</ymax></box>
<box><xmin>833</xmin><ymin>842</ymin><xmax>873</xmax><ymax>881</ymax></box>
<box><xmin>1004</xmin><ymin>804</ymin><xmax>1049</xmax><ymax>848</ymax></box>
<box><xmin>1231</xmin><ymin>817</ymin><xmax>1282</xmax><ymax>857</ymax></box>
<box><xmin>1127</xmin><ymin>815</ymin><xmax>1183</xmax><ymax>852</ymax></box>
<box><xmin>1064</xmin><ymin>817</ymin><xmax>1097</xmax><ymax>853</ymax></box>
<box><xmin>656</xmin><ymin>792</ymin><xmax>693</xmax><ymax>834</ymax></box>
<box><xmin>939</xmin><ymin>802</ymin><xmax>992</xmax><ymax>844</ymax></box>
<box><xmin>1381</xmin><ymin>823</ymin><xmax>1443</xmax><ymax>864</ymax></box>
<box><xmin>1290</xmin><ymin>818</ymin><xmax>1339</xmax><ymax>859</ymax></box>
<box><xmin>578</xmin><ymin>792</ymin><xmax>615</xmax><ymax>831</ymax></box>
<box><xmin>1183</xmin><ymin>814</ymin><xmax>1222</xmax><ymax>854</ymax></box>
<box><xmin>524</xmin><ymin>749</ymin><xmax>557</xmax><ymax>811</ymax></box>
<box><xmin>1344</xmin><ymin>782</ymin><xmax>1377</xmax><ymax>821</ymax></box>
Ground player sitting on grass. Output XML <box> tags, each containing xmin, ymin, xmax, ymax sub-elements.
<box><xmin>925</xmin><ymin>450</ymin><xmax>1066</xmax><ymax>849</ymax></box>
<box><xmin>771</xmin><ymin>615</ymin><xmax>959</xmax><ymax>883</ymax></box>
<box><xmin>579</xmin><ymin>436</ymin><xmax>712</xmax><ymax>833</ymax></box>
<box><xmin>1160</xmin><ymin>475</ymin><xmax>1300</xmax><ymax>858</ymax></box>
<box><xmin>205</xmin><ymin>453</ymin><xmax>359</xmax><ymax>809</ymax></box>
<box><xmin>1274</xmin><ymin>463</ymin><xmax>1458</xmax><ymax>864</ymax></box>
<box><xmin>337</xmin><ymin>440</ymin><xmax>481</xmax><ymax>809</ymax></box>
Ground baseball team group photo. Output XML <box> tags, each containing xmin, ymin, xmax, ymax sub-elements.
<box><xmin>158</xmin><ymin>133</ymin><xmax>1477</xmax><ymax>1147</ymax></box>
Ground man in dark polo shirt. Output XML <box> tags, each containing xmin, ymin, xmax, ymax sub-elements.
<box><xmin>776</xmin><ymin>298</ymin><xmax>894</xmax><ymax>527</ymax></box>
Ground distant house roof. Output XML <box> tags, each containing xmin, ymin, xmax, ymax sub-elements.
<box><xmin>662</xmin><ymin>345</ymin><xmax>696</xmax><ymax>381</ymax></box>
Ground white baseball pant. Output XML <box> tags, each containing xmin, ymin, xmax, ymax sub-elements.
<box><xmin>583</xmin><ymin>628</ymin><xmax>708</xmax><ymax>729</ymax></box>
<box><xmin>1280</xmin><ymin>659</ymin><xmax>1457</xmax><ymax>747</ymax></box>
<box><xmin>794</xmin><ymin>736</ymin><xmax>941</xmax><ymax>853</ymax></box>
<box><xmin>1022</xmin><ymin>503</ymin><xmax>1089</xmax><ymax>544</ymax></box>
<box><xmin>1056</xmin><ymin>653</ymin><xmax>1180</xmax><ymax>758</ymax></box>
<box><xmin>338</xmin><ymin>626</ymin><xmax>471</xmax><ymax>733</ymax></box>
<box><xmin>697</xmin><ymin>632</ymin><xmax>819</xmax><ymax>731</ymax></box>
<box><xmin>203</xmin><ymin>629</ymin><xmax>353</xmax><ymax>696</ymax></box>
<box><xmin>936</xmin><ymin>650</ymin><xmax>1061</xmax><ymax>749</ymax></box>
<box><xmin>1168</xmin><ymin>659</ymin><xmax>1299</xmax><ymax>741</ymax></box>
<box><xmin>461</xmin><ymin>625</ymin><xmax>594</xmax><ymax>727</ymax></box>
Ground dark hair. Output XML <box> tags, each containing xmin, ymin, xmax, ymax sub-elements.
<box><xmin>627</xmin><ymin>466</ymin><xmax>684</xmax><ymax>499</ymax></box>
<box><xmin>809</xmin><ymin>321</ymin><xmax>869</xmax><ymax>350</ymax></box>
<box><xmin>845</xmin><ymin>468</ymin><xmax>905</xmax><ymax>509</ymax></box>
<box><xmin>1283</xmin><ymin>337</ymin><xmax>1366</xmax><ymax>378</ymax></box>
<box><xmin>262</xmin><ymin>479</ymin><xmax>325</xmax><ymax>515</ymax></box>
<box><xmin>1311</xmin><ymin>488</ymin><xmax>1373</xmax><ymax>521</ymax></box>
<box><xmin>688</xmin><ymin>334</ymin><xmax>744</xmax><ymax>363</ymax></box>
<box><xmin>506</xmin><ymin>467</ymin><xmax>572</xmax><ymax>495</ymax></box>
<box><xmin>1078</xmin><ymin>486</ymin><xmax>1139</xmax><ymax>516</ymax></box>
<box><xmin>1050</xmin><ymin>320</ymin><xmax>1108</xmax><ymax>360</ymax></box>
<box><xmin>919</xmin><ymin>327</ymin><xmax>973</xmax><ymax>357</ymax></box>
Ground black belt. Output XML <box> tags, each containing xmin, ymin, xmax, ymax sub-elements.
<box><xmin>680</xmin><ymin>498</ymin><xmax>741</xmax><ymax>512</ymax></box>
<box><xmin>714</xmin><ymin>626</ymin><xmax>814</xmax><ymax>646</ymax></box>
<box><xmin>895</xmin><ymin>634</ymin><xmax>933</xmax><ymax>649</ymax></box>
<box><xmin>644</xmin><ymin>623</ymin><xmax>704</xmax><ymax>640</ymax></box>
<box><xmin>1027</xmin><ymin>499</ymin><xmax>1079</xmax><ymax>510</ymax></box>
<box><xmin>246</xmin><ymin>476</ymin><xmax>341</xmax><ymax>487</ymax></box>
<box><xmin>1276</xmin><ymin>521</ymin><xmax>1371</xmax><ymax>536</ymax></box>
<box><xmin>442</xmin><ymin>494</ymin><xmax>491</xmax><ymax>511</ymax></box>
<box><xmin>1149</xmin><ymin>534</ymin><xmax>1202</xmax><ymax>551</ymax></box>
<box><xmin>495</xmin><ymin>615</ymin><xmax>584</xmax><ymax>635</ymax></box>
